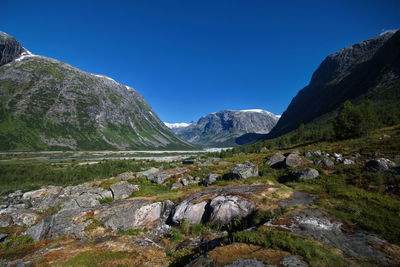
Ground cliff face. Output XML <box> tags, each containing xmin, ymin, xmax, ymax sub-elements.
<box><xmin>269</xmin><ymin>31</ymin><xmax>400</xmax><ymax>137</ymax></box>
<box><xmin>170</xmin><ymin>109</ymin><xmax>279</xmax><ymax>147</ymax></box>
<box><xmin>0</xmin><ymin>32</ymin><xmax>193</xmax><ymax>151</ymax></box>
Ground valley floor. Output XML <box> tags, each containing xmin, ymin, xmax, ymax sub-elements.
<box><xmin>1</xmin><ymin>126</ymin><xmax>400</xmax><ymax>266</ymax></box>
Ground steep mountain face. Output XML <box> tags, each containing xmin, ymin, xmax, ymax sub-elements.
<box><xmin>268</xmin><ymin>30</ymin><xmax>400</xmax><ymax>137</ymax></box>
<box><xmin>0</xmin><ymin>32</ymin><xmax>193</xmax><ymax>151</ymax></box>
<box><xmin>167</xmin><ymin>109</ymin><xmax>280</xmax><ymax>147</ymax></box>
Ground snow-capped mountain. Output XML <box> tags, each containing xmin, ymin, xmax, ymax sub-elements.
<box><xmin>168</xmin><ymin>109</ymin><xmax>280</xmax><ymax>147</ymax></box>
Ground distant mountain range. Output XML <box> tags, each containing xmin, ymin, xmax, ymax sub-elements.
<box><xmin>165</xmin><ymin>109</ymin><xmax>280</xmax><ymax>147</ymax></box>
<box><xmin>0</xmin><ymin>32</ymin><xmax>193</xmax><ymax>151</ymax></box>
<box><xmin>268</xmin><ymin>30</ymin><xmax>400</xmax><ymax>138</ymax></box>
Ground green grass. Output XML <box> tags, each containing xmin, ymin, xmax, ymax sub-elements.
<box><xmin>0</xmin><ymin>160</ymin><xmax>169</xmax><ymax>196</ymax></box>
<box><xmin>226</xmin><ymin>227</ymin><xmax>351</xmax><ymax>267</ymax></box>
<box><xmin>117</xmin><ymin>228</ymin><xmax>147</xmax><ymax>236</ymax></box>
<box><xmin>58</xmin><ymin>250</ymin><xmax>139</xmax><ymax>267</ymax></box>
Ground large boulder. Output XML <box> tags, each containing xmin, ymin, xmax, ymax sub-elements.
<box><xmin>225</xmin><ymin>162</ymin><xmax>259</xmax><ymax>180</ymax></box>
<box><xmin>266</xmin><ymin>152</ymin><xmax>286</xmax><ymax>167</ymax></box>
<box><xmin>136</xmin><ymin>167</ymin><xmax>160</xmax><ymax>178</ymax></box>
<box><xmin>291</xmin><ymin>168</ymin><xmax>319</xmax><ymax>181</ymax></box>
<box><xmin>365</xmin><ymin>158</ymin><xmax>396</xmax><ymax>172</ymax></box>
<box><xmin>171</xmin><ymin>185</ymin><xmax>273</xmax><ymax>225</ymax></box>
<box><xmin>284</xmin><ymin>153</ymin><xmax>311</xmax><ymax>168</ymax></box>
<box><xmin>208</xmin><ymin>195</ymin><xmax>255</xmax><ymax>225</ymax></box>
<box><xmin>110</xmin><ymin>181</ymin><xmax>139</xmax><ymax>200</ymax></box>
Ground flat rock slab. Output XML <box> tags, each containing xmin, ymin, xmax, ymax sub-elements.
<box><xmin>266</xmin><ymin>209</ymin><xmax>394</xmax><ymax>266</ymax></box>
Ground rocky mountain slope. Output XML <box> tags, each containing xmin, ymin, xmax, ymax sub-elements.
<box><xmin>0</xmin><ymin>32</ymin><xmax>193</xmax><ymax>151</ymax></box>
<box><xmin>268</xmin><ymin>30</ymin><xmax>400</xmax><ymax>137</ymax></box>
<box><xmin>167</xmin><ymin>109</ymin><xmax>280</xmax><ymax>147</ymax></box>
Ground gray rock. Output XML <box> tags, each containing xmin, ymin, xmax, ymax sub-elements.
<box><xmin>147</xmin><ymin>172</ymin><xmax>172</xmax><ymax>184</ymax></box>
<box><xmin>171</xmin><ymin>182</ymin><xmax>183</xmax><ymax>190</ymax></box>
<box><xmin>281</xmin><ymin>256</ymin><xmax>308</xmax><ymax>267</ymax></box>
<box><xmin>171</xmin><ymin>185</ymin><xmax>274</xmax><ymax>225</ymax></box>
<box><xmin>181</xmin><ymin>178</ymin><xmax>189</xmax><ymax>187</ymax></box>
<box><xmin>268</xmin><ymin>209</ymin><xmax>390</xmax><ymax>265</ymax></box>
<box><xmin>365</xmin><ymin>158</ymin><xmax>396</xmax><ymax>172</ymax></box>
<box><xmin>291</xmin><ymin>168</ymin><xmax>319</xmax><ymax>181</ymax></box>
<box><xmin>225</xmin><ymin>162</ymin><xmax>259</xmax><ymax>180</ymax></box>
<box><xmin>343</xmin><ymin>158</ymin><xmax>355</xmax><ymax>165</ymax></box>
<box><xmin>136</xmin><ymin>167</ymin><xmax>160</xmax><ymax>178</ymax></box>
<box><xmin>0</xmin><ymin>233</ymin><xmax>8</xmax><ymax>243</ymax></box>
<box><xmin>26</xmin><ymin>199</ymin><xmax>174</xmax><ymax>241</ymax></box>
<box><xmin>110</xmin><ymin>181</ymin><xmax>139</xmax><ymax>200</ymax></box>
<box><xmin>314</xmin><ymin>158</ymin><xmax>334</xmax><ymax>167</ymax></box>
<box><xmin>0</xmin><ymin>214</ymin><xmax>13</xmax><ymax>227</ymax></box>
<box><xmin>115</xmin><ymin>171</ymin><xmax>135</xmax><ymax>180</ymax></box>
<box><xmin>225</xmin><ymin>258</ymin><xmax>266</xmax><ymax>267</ymax></box>
<box><xmin>266</xmin><ymin>152</ymin><xmax>286</xmax><ymax>167</ymax></box>
<box><xmin>203</xmin><ymin>174</ymin><xmax>220</xmax><ymax>186</ymax></box>
<box><xmin>304</xmin><ymin>150</ymin><xmax>322</xmax><ymax>158</ymax></box>
<box><xmin>285</xmin><ymin>154</ymin><xmax>311</xmax><ymax>168</ymax></box>
<box><xmin>208</xmin><ymin>195</ymin><xmax>255</xmax><ymax>225</ymax></box>
<box><xmin>22</xmin><ymin>186</ymin><xmax>63</xmax><ymax>211</ymax></box>
<box><xmin>0</xmin><ymin>31</ymin><xmax>25</xmax><ymax>66</ymax></box>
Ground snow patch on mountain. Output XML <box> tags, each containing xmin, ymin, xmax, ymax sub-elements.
<box><xmin>164</xmin><ymin>122</ymin><xmax>191</xmax><ymax>129</ymax></box>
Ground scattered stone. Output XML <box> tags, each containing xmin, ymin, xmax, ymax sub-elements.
<box><xmin>203</xmin><ymin>174</ymin><xmax>220</xmax><ymax>186</ymax></box>
<box><xmin>110</xmin><ymin>181</ymin><xmax>139</xmax><ymax>200</ymax></box>
<box><xmin>225</xmin><ymin>162</ymin><xmax>258</xmax><ymax>180</ymax></box>
<box><xmin>0</xmin><ymin>233</ymin><xmax>8</xmax><ymax>242</ymax></box>
<box><xmin>291</xmin><ymin>168</ymin><xmax>319</xmax><ymax>181</ymax></box>
<box><xmin>181</xmin><ymin>178</ymin><xmax>189</xmax><ymax>187</ymax></box>
<box><xmin>259</xmin><ymin>147</ymin><xmax>269</xmax><ymax>153</ymax></box>
<box><xmin>218</xmin><ymin>161</ymin><xmax>230</xmax><ymax>165</ymax></box>
<box><xmin>136</xmin><ymin>167</ymin><xmax>160</xmax><ymax>178</ymax></box>
<box><xmin>171</xmin><ymin>182</ymin><xmax>183</xmax><ymax>190</ymax></box>
<box><xmin>266</xmin><ymin>152</ymin><xmax>286</xmax><ymax>167</ymax></box>
<box><xmin>365</xmin><ymin>158</ymin><xmax>396</xmax><ymax>172</ymax></box>
<box><xmin>147</xmin><ymin>172</ymin><xmax>172</xmax><ymax>184</ymax></box>
<box><xmin>343</xmin><ymin>159</ymin><xmax>355</xmax><ymax>165</ymax></box>
<box><xmin>304</xmin><ymin>150</ymin><xmax>322</xmax><ymax>158</ymax></box>
<box><xmin>284</xmin><ymin>154</ymin><xmax>311</xmax><ymax>168</ymax></box>
<box><xmin>314</xmin><ymin>158</ymin><xmax>334</xmax><ymax>167</ymax></box>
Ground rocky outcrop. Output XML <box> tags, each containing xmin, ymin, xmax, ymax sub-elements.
<box><xmin>284</xmin><ymin>153</ymin><xmax>311</xmax><ymax>168</ymax></box>
<box><xmin>224</xmin><ymin>162</ymin><xmax>259</xmax><ymax>180</ymax></box>
<box><xmin>26</xmin><ymin>199</ymin><xmax>173</xmax><ymax>241</ymax></box>
<box><xmin>266</xmin><ymin>152</ymin><xmax>286</xmax><ymax>167</ymax></box>
<box><xmin>0</xmin><ymin>32</ymin><xmax>25</xmax><ymax>66</ymax></box>
<box><xmin>169</xmin><ymin>109</ymin><xmax>280</xmax><ymax>147</ymax></box>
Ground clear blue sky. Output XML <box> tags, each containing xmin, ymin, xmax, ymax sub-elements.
<box><xmin>2</xmin><ymin>0</ymin><xmax>399</xmax><ymax>123</ymax></box>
